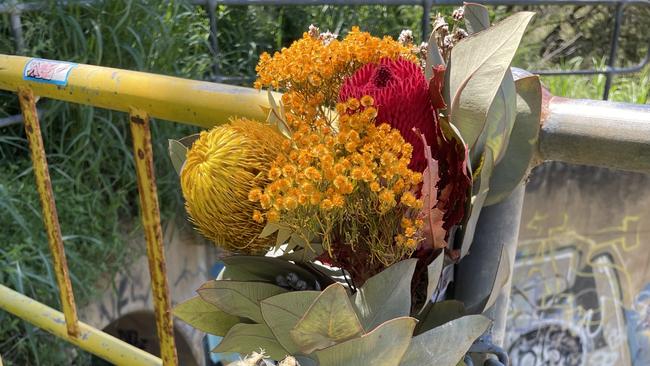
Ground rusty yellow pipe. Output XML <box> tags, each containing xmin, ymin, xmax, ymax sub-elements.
<box><xmin>0</xmin><ymin>54</ymin><xmax>270</xmax><ymax>128</ymax></box>
<box><xmin>129</xmin><ymin>110</ymin><xmax>178</xmax><ymax>366</ymax></box>
<box><xmin>0</xmin><ymin>283</ymin><xmax>162</xmax><ymax>366</ymax></box>
<box><xmin>18</xmin><ymin>86</ymin><xmax>80</xmax><ymax>337</ymax></box>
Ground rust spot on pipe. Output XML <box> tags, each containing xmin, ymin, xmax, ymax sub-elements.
<box><xmin>130</xmin><ymin>115</ymin><xmax>145</xmax><ymax>125</ymax></box>
<box><xmin>540</xmin><ymin>86</ymin><xmax>554</xmax><ymax>126</ymax></box>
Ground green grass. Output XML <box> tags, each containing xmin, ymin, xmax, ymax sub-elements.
<box><xmin>0</xmin><ymin>1</ymin><xmax>211</xmax><ymax>364</ymax></box>
<box><xmin>537</xmin><ymin>57</ymin><xmax>650</xmax><ymax>103</ymax></box>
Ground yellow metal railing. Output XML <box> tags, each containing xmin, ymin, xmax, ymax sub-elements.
<box><xmin>0</xmin><ymin>54</ymin><xmax>271</xmax><ymax>365</ymax></box>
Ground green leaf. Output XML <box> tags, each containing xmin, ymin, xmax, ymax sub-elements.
<box><xmin>449</xmin><ymin>12</ymin><xmax>534</xmax><ymax>150</ymax></box>
<box><xmin>275</xmin><ymin>226</ymin><xmax>293</xmax><ymax>249</ymax></box>
<box><xmin>459</xmin><ymin>148</ymin><xmax>495</xmax><ymax>259</ymax></box>
<box><xmin>479</xmin><ymin>70</ymin><xmax>517</xmax><ymax>164</ymax></box>
<box><xmin>198</xmin><ymin>280</ymin><xmax>287</xmax><ymax>323</ymax></box>
<box><xmin>259</xmin><ymin>222</ymin><xmax>283</xmax><ymax>238</ymax></box>
<box><xmin>220</xmin><ymin>256</ymin><xmax>320</xmax><ymax>288</ymax></box>
<box><xmin>352</xmin><ymin>259</ymin><xmax>418</xmax><ymax>331</ymax></box>
<box><xmin>261</xmin><ymin>291</ymin><xmax>321</xmax><ymax>354</ymax></box>
<box><xmin>295</xmin><ymin>356</ymin><xmax>318</xmax><ymax>366</ymax></box>
<box><xmin>290</xmin><ymin>284</ymin><xmax>364</xmax><ymax>353</ymax></box>
<box><xmin>485</xmin><ymin>75</ymin><xmax>542</xmax><ymax>206</ymax></box>
<box><xmin>267</xmin><ymin>89</ymin><xmax>292</xmax><ymax>138</ymax></box>
<box><xmin>173</xmin><ymin>296</ymin><xmax>241</xmax><ymax>336</ymax></box>
<box><xmin>418</xmin><ymin>254</ymin><xmax>444</xmax><ymax>313</ymax></box>
<box><xmin>213</xmin><ymin>323</ymin><xmax>288</xmax><ymax>361</ymax></box>
<box><xmin>415</xmin><ymin>300</ymin><xmax>466</xmax><ymax>336</ymax></box>
<box><xmin>314</xmin><ymin>317</ymin><xmax>417</xmax><ymax>366</ymax></box>
<box><xmin>168</xmin><ymin>139</ymin><xmax>187</xmax><ymax>176</ymax></box>
<box><xmin>178</xmin><ymin>133</ymin><xmax>200</xmax><ymax>147</ymax></box>
<box><xmin>425</xmin><ymin>29</ymin><xmax>445</xmax><ymax>80</ymax></box>
<box><xmin>168</xmin><ymin>134</ymin><xmax>200</xmax><ymax>176</ymax></box>
<box><xmin>464</xmin><ymin>3</ymin><xmax>490</xmax><ymax>34</ymax></box>
<box><xmin>482</xmin><ymin>245</ymin><xmax>512</xmax><ymax>312</ymax></box>
<box><xmin>400</xmin><ymin>315</ymin><xmax>491</xmax><ymax>366</ymax></box>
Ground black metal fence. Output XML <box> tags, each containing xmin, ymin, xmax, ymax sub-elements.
<box><xmin>2</xmin><ymin>0</ymin><xmax>649</xmax><ymax>100</ymax></box>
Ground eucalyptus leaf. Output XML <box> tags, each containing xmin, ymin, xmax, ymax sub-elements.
<box><xmin>178</xmin><ymin>133</ymin><xmax>200</xmax><ymax>147</ymax></box>
<box><xmin>213</xmin><ymin>323</ymin><xmax>288</xmax><ymax>361</ymax></box>
<box><xmin>259</xmin><ymin>222</ymin><xmax>283</xmax><ymax>238</ymax></box>
<box><xmin>459</xmin><ymin>148</ymin><xmax>495</xmax><ymax>259</ymax></box>
<box><xmin>267</xmin><ymin>89</ymin><xmax>292</xmax><ymax>138</ymax></box>
<box><xmin>481</xmin><ymin>71</ymin><xmax>516</xmax><ymax>164</ymax></box>
<box><xmin>419</xmin><ymin>254</ymin><xmax>444</xmax><ymax>313</ymax></box>
<box><xmin>415</xmin><ymin>300</ymin><xmax>466</xmax><ymax>336</ymax></box>
<box><xmin>353</xmin><ymin>259</ymin><xmax>418</xmax><ymax>331</ymax></box>
<box><xmin>220</xmin><ymin>256</ymin><xmax>321</xmax><ymax>289</ymax></box>
<box><xmin>464</xmin><ymin>3</ymin><xmax>490</xmax><ymax>34</ymax></box>
<box><xmin>425</xmin><ymin>29</ymin><xmax>445</xmax><ymax>80</ymax></box>
<box><xmin>275</xmin><ymin>227</ymin><xmax>293</xmax><ymax>249</ymax></box>
<box><xmin>314</xmin><ymin>317</ymin><xmax>417</xmax><ymax>366</ymax></box>
<box><xmin>168</xmin><ymin>139</ymin><xmax>188</xmax><ymax>176</ymax></box>
<box><xmin>198</xmin><ymin>280</ymin><xmax>287</xmax><ymax>323</ymax></box>
<box><xmin>449</xmin><ymin>12</ymin><xmax>534</xmax><ymax>150</ymax></box>
<box><xmin>261</xmin><ymin>291</ymin><xmax>321</xmax><ymax>354</ymax></box>
<box><xmin>290</xmin><ymin>283</ymin><xmax>364</xmax><ymax>354</ymax></box>
<box><xmin>295</xmin><ymin>356</ymin><xmax>318</xmax><ymax>366</ymax></box>
<box><xmin>485</xmin><ymin>75</ymin><xmax>542</xmax><ymax>205</ymax></box>
<box><xmin>482</xmin><ymin>245</ymin><xmax>512</xmax><ymax>312</ymax></box>
<box><xmin>173</xmin><ymin>296</ymin><xmax>241</xmax><ymax>336</ymax></box>
<box><xmin>400</xmin><ymin>315</ymin><xmax>491</xmax><ymax>366</ymax></box>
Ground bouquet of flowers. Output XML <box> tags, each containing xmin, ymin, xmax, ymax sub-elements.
<box><xmin>170</xmin><ymin>4</ymin><xmax>542</xmax><ymax>365</ymax></box>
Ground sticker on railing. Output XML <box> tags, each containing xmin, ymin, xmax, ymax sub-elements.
<box><xmin>23</xmin><ymin>59</ymin><xmax>77</xmax><ymax>86</ymax></box>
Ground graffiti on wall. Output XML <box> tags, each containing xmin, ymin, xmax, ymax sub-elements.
<box><xmin>506</xmin><ymin>213</ymin><xmax>650</xmax><ymax>366</ymax></box>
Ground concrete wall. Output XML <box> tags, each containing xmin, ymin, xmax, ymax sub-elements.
<box><xmin>81</xmin><ymin>218</ymin><xmax>219</xmax><ymax>366</ymax></box>
<box><xmin>507</xmin><ymin>162</ymin><xmax>650</xmax><ymax>366</ymax></box>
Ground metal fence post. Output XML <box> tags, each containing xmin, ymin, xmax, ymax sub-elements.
<box><xmin>422</xmin><ymin>0</ymin><xmax>433</xmax><ymax>41</ymax></box>
<box><xmin>206</xmin><ymin>0</ymin><xmax>221</xmax><ymax>80</ymax></box>
<box><xmin>603</xmin><ymin>1</ymin><xmax>625</xmax><ymax>100</ymax></box>
<box><xmin>9</xmin><ymin>3</ymin><xmax>25</xmax><ymax>54</ymax></box>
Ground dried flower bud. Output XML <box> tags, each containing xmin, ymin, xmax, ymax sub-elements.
<box><xmin>308</xmin><ymin>24</ymin><xmax>320</xmax><ymax>39</ymax></box>
<box><xmin>453</xmin><ymin>28</ymin><xmax>469</xmax><ymax>43</ymax></box>
<box><xmin>398</xmin><ymin>29</ymin><xmax>414</xmax><ymax>45</ymax></box>
<box><xmin>432</xmin><ymin>14</ymin><xmax>449</xmax><ymax>34</ymax></box>
<box><xmin>279</xmin><ymin>356</ymin><xmax>300</xmax><ymax>366</ymax></box>
<box><xmin>319</xmin><ymin>31</ymin><xmax>338</xmax><ymax>46</ymax></box>
<box><xmin>452</xmin><ymin>6</ymin><xmax>465</xmax><ymax>21</ymax></box>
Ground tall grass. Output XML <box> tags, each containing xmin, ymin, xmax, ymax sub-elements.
<box><xmin>0</xmin><ymin>1</ymin><xmax>212</xmax><ymax>364</ymax></box>
<box><xmin>536</xmin><ymin>57</ymin><xmax>650</xmax><ymax>103</ymax></box>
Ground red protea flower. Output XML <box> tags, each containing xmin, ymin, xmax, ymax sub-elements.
<box><xmin>339</xmin><ymin>57</ymin><xmax>471</xmax><ymax>233</ymax></box>
<box><xmin>339</xmin><ymin>58</ymin><xmax>438</xmax><ymax>173</ymax></box>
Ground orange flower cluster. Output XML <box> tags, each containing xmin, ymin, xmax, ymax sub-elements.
<box><xmin>249</xmin><ymin>96</ymin><xmax>424</xmax><ymax>264</ymax></box>
<box><xmin>255</xmin><ymin>27</ymin><xmax>416</xmax><ymax>107</ymax></box>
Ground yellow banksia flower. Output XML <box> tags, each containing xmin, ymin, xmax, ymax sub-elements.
<box><xmin>181</xmin><ymin>118</ymin><xmax>285</xmax><ymax>254</ymax></box>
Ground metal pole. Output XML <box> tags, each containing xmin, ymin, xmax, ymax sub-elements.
<box><xmin>0</xmin><ymin>283</ymin><xmax>162</xmax><ymax>366</ymax></box>
<box><xmin>17</xmin><ymin>87</ymin><xmax>80</xmax><ymax>338</ymax></box>
<box><xmin>453</xmin><ymin>185</ymin><xmax>526</xmax><ymax>346</ymax></box>
<box><xmin>538</xmin><ymin>96</ymin><xmax>650</xmax><ymax>173</ymax></box>
<box><xmin>421</xmin><ymin>0</ymin><xmax>433</xmax><ymax>42</ymax></box>
<box><xmin>206</xmin><ymin>0</ymin><xmax>221</xmax><ymax>80</ymax></box>
<box><xmin>129</xmin><ymin>110</ymin><xmax>178</xmax><ymax>366</ymax></box>
<box><xmin>603</xmin><ymin>1</ymin><xmax>625</xmax><ymax>100</ymax></box>
<box><xmin>9</xmin><ymin>10</ymin><xmax>25</xmax><ymax>54</ymax></box>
